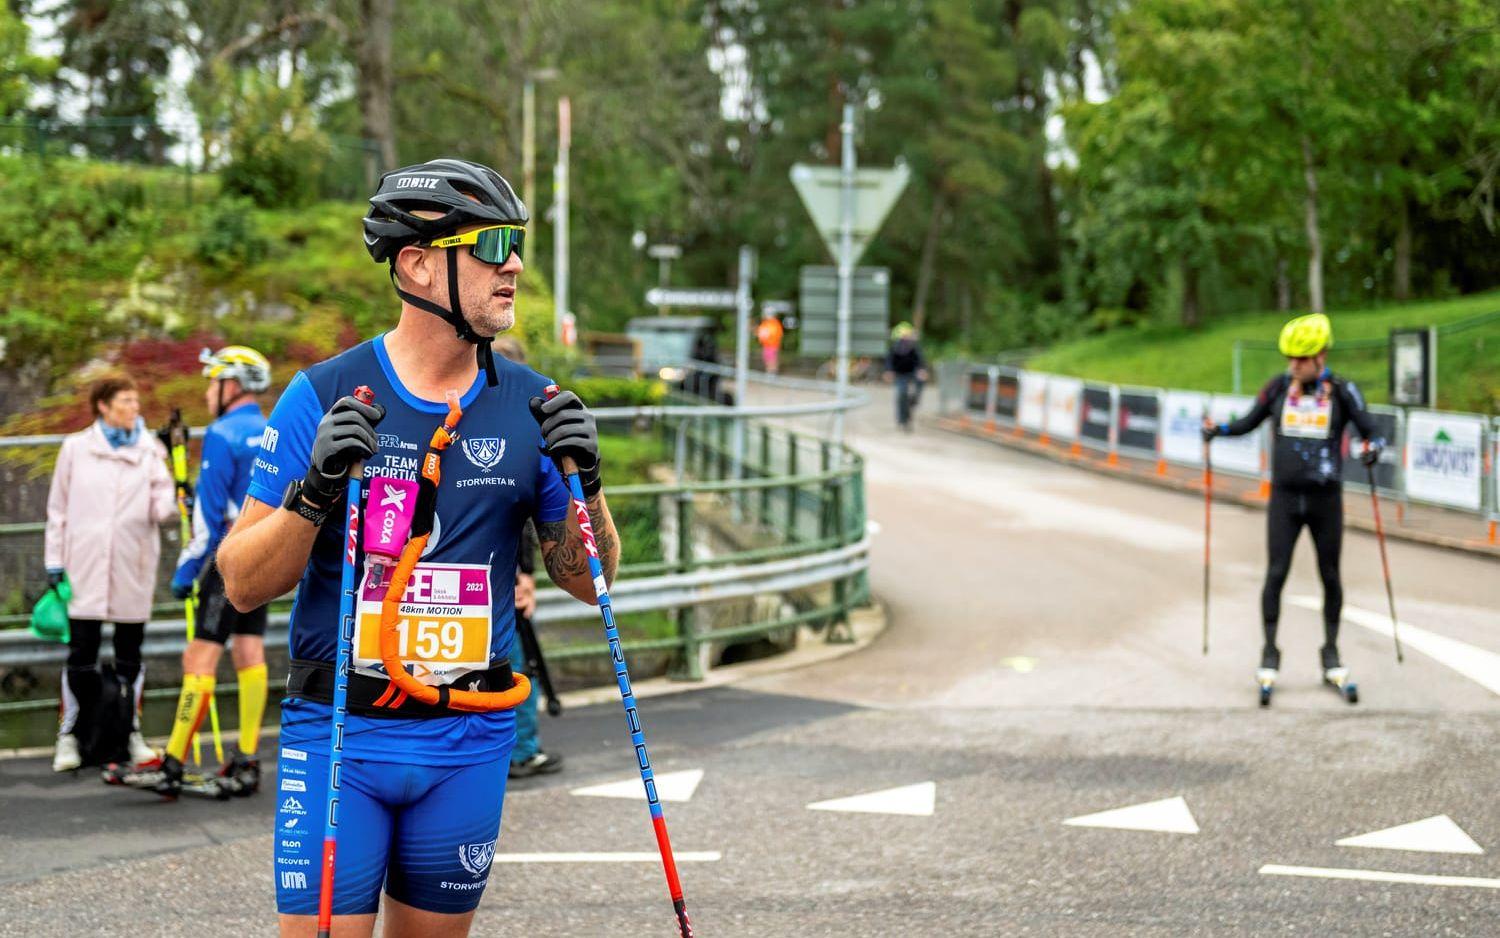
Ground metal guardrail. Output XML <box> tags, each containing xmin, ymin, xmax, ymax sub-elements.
<box><xmin>0</xmin><ymin>375</ymin><xmax>872</xmax><ymax>708</ymax></box>
<box><xmin>945</xmin><ymin>361</ymin><xmax>1498</xmax><ymax>535</ymax></box>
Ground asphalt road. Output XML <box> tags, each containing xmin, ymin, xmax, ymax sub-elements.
<box><xmin>1</xmin><ymin>382</ymin><xmax>1496</xmax><ymax>936</ymax></box>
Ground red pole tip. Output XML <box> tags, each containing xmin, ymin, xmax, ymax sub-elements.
<box><xmin>354</xmin><ymin>385</ymin><xmax>375</xmax><ymax>405</ymax></box>
<box><xmin>543</xmin><ymin>384</ymin><xmax>560</xmax><ymax>400</ymax></box>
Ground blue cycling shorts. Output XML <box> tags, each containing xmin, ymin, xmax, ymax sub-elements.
<box><xmin>273</xmin><ymin>731</ymin><xmax>516</xmax><ymax>916</ymax></box>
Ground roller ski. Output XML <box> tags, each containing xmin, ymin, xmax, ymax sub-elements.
<box><xmin>101</xmin><ymin>753</ymin><xmax>229</xmax><ymax>800</ymax></box>
<box><xmin>215</xmin><ymin>752</ymin><xmax>261</xmax><ymax>797</ymax></box>
<box><xmin>1321</xmin><ymin>645</ymin><xmax>1358</xmax><ymax>704</ymax></box>
<box><xmin>1256</xmin><ymin>645</ymin><xmax>1280</xmax><ymax>707</ymax></box>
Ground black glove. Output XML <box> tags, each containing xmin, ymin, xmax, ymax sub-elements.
<box><xmin>1200</xmin><ymin>423</ymin><xmax>1221</xmax><ymax>442</ymax></box>
<box><xmin>1360</xmin><ymin>439</ymin><xmax>1385</xmax><ymax>467</ymax></box>
<box><xmin>302</xmin><ymin>394</ymin><xmax>386</xmax><ymax>508</ymax></box>
<box><xmin>46</xmin><ymin>569</ymin><xmax>65</xmax><ymax>589</ymax></box>
<box><xmin>529</xmin><ymin>390</ymin><xmax>601</xmax><ymax>498</ymax></box>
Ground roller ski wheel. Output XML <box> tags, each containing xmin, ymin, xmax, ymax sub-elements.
<box><xmin>1324</xmin><ymin>668</ymin><xmax>1359</xmax><ymax>705</ymax></box>
<box><xmin>216</xmin><ymin>753</ymin><xmax>261</xmax><ymax>797</ymax></box>
<box><xmin>102</xmin><ymin>754</ymin><xmax>229</xmax><ymax>801</ymax></box>
<box><xmin>1256</xmin><ymin>668</ymin><xmax>1278</xmax><ymax>707</ymax></box>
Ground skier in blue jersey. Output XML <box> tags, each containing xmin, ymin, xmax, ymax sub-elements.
<box><xmin>215</xmin><ymin>158</ymin><xmax>620</xmax><ymax>938</ymax></box>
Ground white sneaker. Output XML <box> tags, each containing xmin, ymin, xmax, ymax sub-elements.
<box><xmin>128</xmin><ymin>732</ymin><xmax>156</xmax><ymax>766</ymax></box>
<box><xmin>52</xmin><ymin>734</ymin><xmax>81</xmax><ymax>772</ymax></box>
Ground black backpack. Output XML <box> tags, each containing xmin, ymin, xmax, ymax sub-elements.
<box><xmin>68</xmin><ymin>663</ymin><xmax>134</xmax><ymax>767</ymax></box>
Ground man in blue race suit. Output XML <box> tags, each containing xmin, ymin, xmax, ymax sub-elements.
<box><xmin>216</xmin><ymin>158</ymin><xmax>620</xmax><ymax>938</ymax></box>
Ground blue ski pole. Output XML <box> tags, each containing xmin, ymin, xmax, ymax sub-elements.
<box><xmin>543</xmin><ymin>385</ymin><xmax>693</xmax><ymax>937</ymax></box>
<box><xmin>316</xmin><ymin>385</ymin><xmax>374</xmax><ymax>938</ymax></box>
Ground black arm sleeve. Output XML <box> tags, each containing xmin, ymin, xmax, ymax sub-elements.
<box><xmin>1222</xmin><ymin>376</ymin><xmax>1282</xmax><ymax>437</ymax></box>
<box><xmin>518</xmin><ymin>519</ymin><xmax>538</xmax><ymax>576</ymax></box>
<box><xmin>1337</xmin><ymin>379</ymin><xmax>1383</xmax><ymax>444</ymax></box>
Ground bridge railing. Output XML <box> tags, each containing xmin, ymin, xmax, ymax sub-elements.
<box><xmin>0</xmin><ymin>377</ymin><xmax>871</xmax><ymax>720</ymax></box>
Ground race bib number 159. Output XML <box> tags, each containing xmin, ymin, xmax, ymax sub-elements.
<box><xmin>352</xmin><ymin>562</ymin><xmax>492</xmax><ymax>684</ymax></box>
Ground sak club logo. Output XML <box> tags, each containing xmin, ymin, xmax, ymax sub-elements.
<box><xmin>461</xmin><ymin>437</ymin><xmax>506</xmax><ymax>472</ymax></box>
<box><xmin>458</xmin><ymin>840</ymin><xmax>497</xmax><ymax>878</ymax></box>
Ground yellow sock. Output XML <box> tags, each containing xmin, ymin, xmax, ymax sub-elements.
<box><xmin>166</xmin><ymin>674</ymin><xmax>214</xmax><ymax>762</ymax></box>
<box><xmin>237</xmin><ymin>663</ymin><xmax>267</xmax><ymax>757</ymax></box>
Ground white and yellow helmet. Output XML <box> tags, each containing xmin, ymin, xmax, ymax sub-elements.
<box><xmin>200</xmin><ymin>345</ymin><xmax>272</xmax><ymax>394</ymax></box>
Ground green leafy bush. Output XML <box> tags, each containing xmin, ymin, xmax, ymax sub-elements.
<box><xmin>220</xmin><ymin>73</ymin><xmax>331</xmax><ymax>208</ymax></box>
<box><xmin>192</xmin><ymin>197</ymin><xmax>269</xmax><ymax>268</ymax></box>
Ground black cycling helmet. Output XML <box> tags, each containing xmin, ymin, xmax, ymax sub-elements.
<box><xmin>363</xmin><ymin>158</ymin><xmax>529</xmax><ymax>385</ymax></box>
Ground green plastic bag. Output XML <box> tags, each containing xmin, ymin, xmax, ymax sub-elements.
<box><xmin>29</xmin><ymin>576</ymin><xmax>71</xmax><ymax>644</ymax></box>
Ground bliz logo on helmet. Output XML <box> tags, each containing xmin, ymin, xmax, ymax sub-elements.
<box><xmin>458</xmin><ymin>840</ymin><xmax>497</xmax><ymax>878</ymax></box>
<box><xmin>461</xmin><ymin>437</ymin><xmax>506</xmax><ymax>472</ymax></box>
<box><xmin>396</xmin><ymin>176</ymin><xmax>440</xmax><ymax>190</ymax></box>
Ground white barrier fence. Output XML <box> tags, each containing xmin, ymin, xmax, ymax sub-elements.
<box><xmin>948</xmin><ymin>364</ymin><xmax>1499</xmax><ymax>527</ymax></box>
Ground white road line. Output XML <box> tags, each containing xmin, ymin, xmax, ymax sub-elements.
<box><xmin>1062</xmin><ymin>796</ymin><xmax>1200</xmax><ymax>834</ymax></box>
<box><xmin>1289</xmin><ymin>596</ymin><xmax>1500</xmax><ymax>696</ymax></box>
<box><xmin>493</xmin><ymin>852</ymin><xmax>722</xmax><ymax>864</ymax></box>
<box><xmin>1259</xmin><ymin>864</ymin><xmax>1500</xmax><ymax>890</ymax></box>
<box><xmin>807</xmin><ymin>782</ymin><xmax>936</xmax><ymax>816</ymax></box>
<box><xmin>571</xmin><ymin>769</ymin><xmax>704</xmax><ymax>803</ymax></box>
<box><xmin>1336</xmin><ymin>815</ymin><xmax>1485</xmax><ymax>855</ymax></box>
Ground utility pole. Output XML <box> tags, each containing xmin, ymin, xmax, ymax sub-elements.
<box><xmin>522</xmin><ymin>79</ymin><xmax>536</xmax><ymax>214</ymax></box>
<box><xmin>521</xmin><ymin>67</ymin><xmax>559</xmax><ymax>217</ymax></box>
<box><xmin>554</xmin><ymin>96</ymin><xmax>570</xmax><ymax>344</ymax></box>
<box><xmin>834</xmin><ymin>102</ymin><xmax>856</xmax><ymax>449</ymax></box>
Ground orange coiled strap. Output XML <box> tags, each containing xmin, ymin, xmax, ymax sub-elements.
<box><xmin>377</xmin><ymin>534</ymin><xmax>531</xmax><ymax>712</ymax></box>
<box><xmin>375</xmin><ymin>390</ymin><xmax>531</xmax><ymax>713</ymax></box>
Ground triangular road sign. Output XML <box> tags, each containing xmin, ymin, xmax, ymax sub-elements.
<box><xmin>790</xmin><ymin>163</ymin><xmax>911</xmax><ymax>266</ymax></box>
<box><xmin>807</xmin><ymin>781</ymin><xmax>935</xmax><ymax>817</ymax></box>
<box><xmin>1063</xmin><ymin>796</ymin><xmax>1200</xmax><ymax>834</ymax></box>
<box><xmin>570</xmin><ymin>769</ymin><xmax>704</xmax><ymax>804</ymax></box>
<box><xmin>1336</xmin><ymin>815</ymin><xmax>1484</xmax><ymax>855</ymax></box>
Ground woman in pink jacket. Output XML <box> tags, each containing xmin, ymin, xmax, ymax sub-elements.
<box><xmin>44</xmin><ymin>372</ymin><xmax>178</xmax><ymax>771</ymax></box>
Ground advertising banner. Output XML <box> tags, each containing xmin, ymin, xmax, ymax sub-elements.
<box><xmin>1018</xmin><ymin>371</ymin><xmax>1047</xmax><ymax>432</ymax></box>
<box><xmin>1116</xmin><ymin>390</ymin><xmax>1161</xmax><ymax>454</ymax></box>
<box><xmin>1338</xmin><ymin>409</ymin><xmax>1400</xmax><ymax>491</ymax></box>
<box><xmin>965</xmin><ymin>369</ymin><xmax>990</xmax><ymax>413</ymax></box>
<box><xmin>1209</xmin><ymin>394</ymin><xmax>1262</xmax><ymax>476</ymax></box>
<box><xmin>1404</xmin><ymin>410</ymin><xmax>1485</xmax><ymax>510</ymax></box>
<box><xmin>1161</xmin><ymin>390</ymin><xmax>1211</xmax><ymax>466</ymax></box>
<box><xmin>995</xmin><ymin>371</ymin><xmax>1020</xmax><ymax>421</ymax></box>
<box><xmin>1080</xmin><ymin>385</ymin><xmax>1113</xmax><ymax>446</ymax></box>
<box><xmin>1045</xmin><ymin>376</ymin><xmax>1084</xmax><ymax>441</ymax></box>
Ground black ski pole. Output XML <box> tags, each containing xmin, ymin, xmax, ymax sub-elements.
<box><xmin>516</xmin><ymin>614</ymin><xmax>561</xmax><ymax>716</ymax></box>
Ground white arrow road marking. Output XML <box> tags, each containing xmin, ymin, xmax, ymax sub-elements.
<box><xmin>1260</xmin><ymin>865</ymin><xmax>1500</xmax><ymax>890</ymax></box>
<box><xmin>494</xmin><ymin>852</ymin><xmax>721</xmax><ymax>864</ymax></box>
<box><xmin>571</xmin><ymin>769</ymin><xmax>704</xmax><ymax>803</ymax></box>
<box><xmin>1289</xmin><ymin>596</ymin><xmax>1500</xmax><ymax>696</ymax></box>
<box><xmin>1336</xmin><ymin>815</ymin><xmax>1484</xmax><ymax>855</ymax></box>
<box><xmin>1063</xmin><ymin>796</ymin><xmax>1200</xmax><ymax>834</ymax></box>
<box><xmin>807</xmin><ymin>781</ymin><xmax>936</xmax><ymax>816</ymax></box>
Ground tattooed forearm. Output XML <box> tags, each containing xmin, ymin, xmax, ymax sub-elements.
<box><xmin>538</xmin><ymin>518</ymin><xmax>588</xmax><ymax>586</ymax></box>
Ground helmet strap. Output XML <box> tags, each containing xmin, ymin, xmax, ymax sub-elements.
<box><xmin>389</xmin><ymin>247</ymin><xmax>498</xmax><ymax>387</ymax></box>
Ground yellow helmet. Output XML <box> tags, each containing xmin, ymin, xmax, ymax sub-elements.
<box><xmin>200</xmin><ymin>345</ymin><xmax>272</xmax><ymax>393</ymax></box>
<box><xmin>1278</xmin><ymin>313</ymin><xmax>1332</xmax><ymax>358</ymax></box>
<box><xmin>891</xmin><ymin>322</ymin><xmax>915</xmax><ymax>340</ymax></box>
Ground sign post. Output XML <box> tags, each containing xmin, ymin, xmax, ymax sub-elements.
<box><xmin>791</xmin><ymin>110</ymin><xmax>910</xmax><ymax>447</ymax></box>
